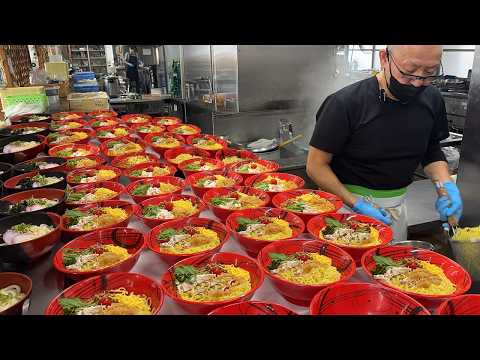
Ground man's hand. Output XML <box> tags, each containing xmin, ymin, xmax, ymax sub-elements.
<box><xmin>435</xmin><ymin>182</ymin><xmax>463</xmax><ymax>222</ymax></box>
<box><xmin>352</xmin><ymin>198</ymin><xmax>393</xmax><ymax>225</ymax></box>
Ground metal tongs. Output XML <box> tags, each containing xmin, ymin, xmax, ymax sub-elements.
<box><xmin>433</xmin><ymin>180</ymin><xmax>458</xmax><ymax>236</ymax></box>
<box><xmin>364</xmin><ymin>195</ymin><xmax>400</xmax><ymax>222</ymax></box>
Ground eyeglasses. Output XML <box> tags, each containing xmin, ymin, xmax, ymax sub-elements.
<box><xmin>387</xmin><ymin>49</ymin><xmax>444</xmax><ymax>83</ymax></box>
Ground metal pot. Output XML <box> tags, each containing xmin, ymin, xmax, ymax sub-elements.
<box><xmin>104</xmin><ymin>76</ymin><xmax>121</xmax><ymax>98</ymax></box>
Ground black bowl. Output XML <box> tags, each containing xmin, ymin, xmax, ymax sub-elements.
<box><xmin>3</xmin><ymin>170</ymin><xmax>67</xmax><ymax>195</ymax></box>
<box><xmin>13</xmin><ymin>156</ymin><xmax>66</xmax><ymax>176</ymax></box>
<box><xmin>0</xmin><ymin>134</ymin><xmax>46</xmax><ymax>164</ymax></box>
<box><xmin>0</xmin><ymin>212</ymin><xmax>61</xmax><ymax>263</ymax></box>
<box><xmin>0</xmin><ymin>124</ymin><xmax>50</xmax><ymax>138</ymax></box>
<box><xmin>0</xmin><ymin>188</ymin><xmax>66</xmax><ymax>218</ymax></box>
<box><xmin>10</xmin><ymin>113</ymin><xmax>52</xmax><ymax>124</ymax></box>
<box><xmin>0</xmin><ymin>162</ymin><xmax>13</xmax><ymax>181</ymax></box>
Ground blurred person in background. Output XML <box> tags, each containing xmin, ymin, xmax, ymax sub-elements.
<box><xmin>125</xmin><ymin>46</ymin><xmax>140</xmax><ymax>93</ymax></box>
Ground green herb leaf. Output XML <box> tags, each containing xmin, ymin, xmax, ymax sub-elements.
<box><xmin>284</xmin><ymin>202</ymin><xmax>306</xmax><ymax>212</ymax></box>
<box><xmin>254</xmin><ymin>182</ymin><xmax>270</xmax><ymax>191</ymax></box>
<box><xmin>130</xmin><ymin>170</ymin><xmax>143</xmax><ymax>177</ymax></box>
<box><xmin>132</xmin><ymin>184</ymin><xmax>151</xmax><ymax>196</ymax></box>
<box><xmin>236</xmin><ymin>216</ymin><xmax>260</xmax><ymax>232</ymax></box>
<box><xmin>158</xmin><ymin>228</ymin><xmax>179</xmax><ymax>241</ymax></box>
<box><xmin>174</xmin><ymin>265</ymin><xmax>199</xmax><ymax>284</ymax></box>
<box><xmin>66</xmin><ymin>192</ymin><xmax>85</xmax><ymax>202</ymax></box>
<box><xmin>268</xmin><ymin>252</ymin><xmax>291</xmax><ymax>270</ymax></box>
<box><xmin>58</xmin><ymin>297</ymin><xmax>94</xmax><ymax>315</ymax></box>
<box><xmin>371</xmin><ymin>255</ymin><xmax>402</xmax><ymax>275</ymax></box>
<box><xmin>210</xmin><ymin>197</ymin><xmax>232</xmax><ymax>206</ymax></box>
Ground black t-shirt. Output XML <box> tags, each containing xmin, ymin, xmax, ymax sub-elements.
<box><xmin>309</xmin><ymin>76</ymin><xmax>449</xmax><ymax>190</ymax></box>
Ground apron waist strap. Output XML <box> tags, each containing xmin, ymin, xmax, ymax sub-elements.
<box><xmin>344</xmin><ymin>184</ymin><xmax>407</xmax><ymax>198</ymax></box>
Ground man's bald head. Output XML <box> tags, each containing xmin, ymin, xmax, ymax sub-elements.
<box><xmin>379</xmin><ymin>45</ymin><xmax>443</xmax><ymax>87</ymax></box>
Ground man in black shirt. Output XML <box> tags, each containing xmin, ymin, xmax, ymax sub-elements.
<box><xmin>307</xmin><ymin>45</ymin><xmax>462</xmax><ymax>242</ymax></box>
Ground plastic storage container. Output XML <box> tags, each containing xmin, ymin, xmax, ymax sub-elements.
<box><xmin>72</xmin><ymin>72</ymin><xmax>96</xmax><ymax>82</ymax></box>
<box><xmin>73</xmin><ymin>83</ymin><xmax>100</xmax><ymax>93</ymax></box>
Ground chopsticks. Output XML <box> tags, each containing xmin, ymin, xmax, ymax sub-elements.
<box><xmin>277</xmin><ymin>134</ymin><xmax>303</xmax><ymax>148</ymax></box>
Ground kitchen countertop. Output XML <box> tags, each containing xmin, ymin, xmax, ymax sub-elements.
<box><xmin>109</xmin><ymin>94</ymin><xmax>172</xmax><ymax>104</ymax></box>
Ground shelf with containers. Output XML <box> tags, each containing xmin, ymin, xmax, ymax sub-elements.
<box><xmin>68</xmin><ymin>45</ymin><xmax>107</xmax><ymax>76</ymax></box>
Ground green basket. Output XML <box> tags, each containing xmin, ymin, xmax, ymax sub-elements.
<box><xmin>2</xmin><ymin>94</ymin><xmax>48</xmax><ymax>108</ymax></box>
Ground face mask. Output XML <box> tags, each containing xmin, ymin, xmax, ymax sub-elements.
<box><xmin>386</xmin><ymin>72</ymin><xmax>428</xmax><ymax>104</ymax></box>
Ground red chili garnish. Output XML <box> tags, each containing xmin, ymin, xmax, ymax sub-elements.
<box><xmin>99</xmin><ymin>297</ymin><xmax>112</xmax><ymax>306</ymax></box>
<box><xmin>210</xmin><ymin>267</ymin><xmax>223</xmax><ymax>275</ymax></box>
<box><xmin>298</xmin><ymin>254</ymin><xmax>310</xmax><ymax>262</ymax></box>
<box><xmin>230</xmin><ymin>192</ymin><xmax>240</xmax><ymax>199</ymax></box>
<box><xmin>250</xmin><ymin>163</ymin><xmax>257</xmax><ymax>169</ymax></box>
<box><xmin>184</xmin><ymin>226</ymin><xmax>197</xmax><ymax>235</ymax></box>
<box><xmin>270</xmin><ymin>178</ymin><xmax>278</xmax><ymax>185</ymax></box>
<box><xmin>259</xmin><ymin>216</ymin><xmax>270</xmax><ymax>224</ymax></box>
<box><xmin>164</xmin><ymin>202</ymin><xmax>173</xmax><ymax>211</ymax></box>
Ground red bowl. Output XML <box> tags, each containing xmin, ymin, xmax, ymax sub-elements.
<box><xmin>124</xmin><ymin>162</ymin><xmax>177</xmax><ymax>182</ymax></box>
<box><xmin>0</xmin><ymin>212</ymin><xmax>62</xmax><ymax>263</ymax></box>
<box><xmin>51</xmin><ymin>111</ymin><xmax>87</xmax><ymax>121</ymax></box>
<box><xmin>164</xmin><ymin>146</ymin><xmax>211</xmax><ymax>167</ymax></box>
<box><xmin>144</xmin><ymin>133</ymin><xmax>185</xmax><ymax>157</ymax></box>
<box><xmin>130</xmin><ymin>123</ymin><xmax>166</xmax><ymax>139</ymax></box>
<box><xmin>5</xmin><ymin>122</ymin><xmax>50</xmax><ymax>137</ymax></box>
<box><xmin>88</xmin><ymin>110</ymin><xmax>118</xmax><ymax>119</ymax></box>
<box><xmin>49</xmin><ymin>119</ymin><xmax>88</xmax><ymax>131</ymax></box>
<box><xmin>185</xmin><ymin>134</ymin><xmax>228</xmax><ymax>156</ymax></box>
<box><xmin>272</xmin><ymin>189</ymin><xmax>344</xmax><ymax>224</ymax></box>
<box><xmin>110</xmin><ymin>153</ymin><xmax>160</xmax><ymax>170</ymax></box>
<box><xmin>94</xmin><ymin>125</ymin><xmax>132</xmax><ymax>143</ymax></box>
<box><xmin>136</xmin><ymin>193</ymin><xmax>207</xmax><ymax>229</ymax></box>
<box><xmin>257</xmin><ymin>239</ymin><xmax>356</xmax><ymax>306</ymax></box>
<box><xmin>167</xmin><ymin>123</ymin><xmax>201</xmax><ymax>136</ymax></box>
<box><xmin>161</xmin><ymin>252</ymin><xmax>264</xmax><ymax>314</ymax></box>
<box><xmin>310</xmin><ymin>282</ymin><xmax>431</xmax><ymax>315</ymax></box>
<box><xmin>126</xmin><ymin>176</ymin><xmax>185</xmax><ymax>204</ymax></box>
<box><xmin>178</xmin><ymin>157</ymin><xmax>225</xmax><ymax>178</ymax></box>
<box><xmin>65</xmin><ymin>181</ymin><xmax>125</xmax><ymax>208</ymax></box>
<box><xmin>45</xmin><ymin>272</ymin><xmax>164</xmax><ymax>315</ymax></box>
<box><xmin>66</xmin><ymin>166</ymin><xmax>122</xmax><ymax>186</ymax></box>
<box><xmin>229</xmin><ymin>159</ymin><xmax>280</xmax><ymax>183</ymax></box>
<box><xmin>361</xmin><ymin>245</ymin><xmax>472</xmax><ymax>309</ymax></box>
<box><xmin>215</xmin><ymin>148</ymin><xmax>258</xmax><ymax>167</ymax></box>
<box><xmin>48</xmin><ymin>143</ymin><xmax>100</xmax><ymax>159</ymax></box>
<box><xmin>100</xmin><ymin>136</ymin><xmax>145</xmax><ymax>160</ymax></box>
<box><xmin>203</xmin><ymin>186</ymin><xmax>270</xmax><ymax>222</ymax></box>
<box><xmin>187</xmin><ymin>170</ymin><xmax>244</xmax><ymax>198</ymax></box>
<box><xmin>88</xmin><ymin>117</ymin><xmax>121</xmax><ymax>129</ymax></box>
<box><xmin>0</xmin><ymin>272</ymin><xmax>33</xmax><ymax>315</ymax></box>
<box><xmin>244</xmin><ymin>172</ymin><xmax>305</xmax><ymax>205</ymax></box>
<box><xmin>0</xmin><ymin>188</ymin><xmax>66</xmax><ymax>216</ymax></box>
<box><xmin>53</xmin><ymin>227</ymin><xmax>145</xmax><ymax>281</ymax></box>
<box><xmin>46</xmin><ymin>128</ymin><xmax>95</xmax><ymax>148</ymax></box>
<box><xmin>0</xmin><ymin>134</ymin><xmax>46</xmax><ymax>164</ymax></box>
<box><xmin>60</xmin><ymin>200</ymin><xmax>137</xmax><ymax>242</ymax></box>
<box><xmin>225</xmin><ymin>207</ymin><xmax>305</xmax><ymax>257</ymax></box>
<box><xmin>63</xmin><ymin>155</ymin><xmax>106</xmax><ymax>172</ymax></box>
<box><xmin>147</xmin><ymin>217</ymin><xmax>229</xmax><ymax>265</ymax></box>
<box><xmin>4</xmin><ymin>170</ymin><xmax>67</xmax><ymax>194</ymax></box>
<box><xmin>307</xmin><ymin>213</ymin><xmax>393</xmax><ymax>266</ymax></box>
<box><xmin>208</xmin><ymin>301</ymin><xmax>297</xmax><ymax>315</ymax></box>
<box><xmin>436</xmin><ymin>294</ymin><xmax>480</xmax><ymax>315</ymax></box>
<box><xmin>120</xmin><ymin>113</ymin><xmax>152</xmax><ymax>126</ymax></box>
<box><xmin>152</xmin><ymin>116</ymin><xmax>182</xmax><ymax>126</ymax></box>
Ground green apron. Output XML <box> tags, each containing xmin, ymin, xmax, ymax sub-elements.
<box><xmin>344</xmin><ymin>184</ymin><xmax>408</xmax><ymax>244</ymax></box>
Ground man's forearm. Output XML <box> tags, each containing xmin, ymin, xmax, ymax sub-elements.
<box><xmin>423</xmin><ymin>160</ymin><xmax>452</xmax><ymax>183</ymax></box>
<box><xmin>306</xmin><ymin>163</ymin><xmax>358</xmax><ymax>207</ymax></box>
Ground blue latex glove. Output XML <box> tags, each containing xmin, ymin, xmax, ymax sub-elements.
<box><xmin>435</xmin><ymin>182</ymin><xmax>462</xmax><ymax>223</ymax></box>
<box><xmin>352</xmin><ymin>198</ymin><xmax>393</xmax><ymax>225</ymax></box>
<box><xmin>126</xmin><ymin>63</ymin><xmax>133</xmax><ymax>68</ymax></box>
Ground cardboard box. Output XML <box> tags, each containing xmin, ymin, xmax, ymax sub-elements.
<box><xmin>45</xmin><ymin>62</ymin><xmax>69</xmax><ymax>82</ymax></box>
<box><xmin>67</xmin><ymin>92</ymin><xmax>109</xmax><ymax>112</ymax></box>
